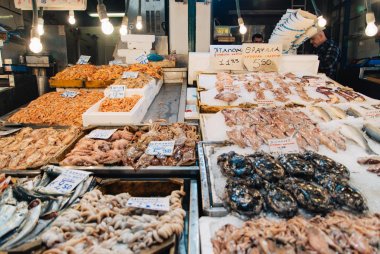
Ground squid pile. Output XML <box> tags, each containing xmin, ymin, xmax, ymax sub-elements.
<box><xmin>41</xmin><ymin>189</ymin><xmax>186</xmax><ymax>254</ymax></box>
<box><xmin>0</xmin><ymin>168</ymin><xmax>95</xmax><ymax>250</ymax></box>
<box><xmin>212</xmin><ymin>211</ymin><xmax>380</xmax><ymax>254</ymax></box>
<box><xmin>218</xmin><ymin>151</ymin><xmax>367</xmax><ymax>218</ymax></box>
<box><xmin>222</xmin><ymin>108</ymin><xmax>346</xmax><ymax>153</ymax></box>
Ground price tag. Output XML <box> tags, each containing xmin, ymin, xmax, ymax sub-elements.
<box><xmin>0</xmin><ymin>127</ymin><xmax>21</xmax><ymax>136</ymax></box>
<box><xmin>146</xmin><ymin>140</ymin><xmax>175</xmax><ymax>156</ymax></box>
<box><xmin>108</xmin><ymin>85</ymin><xmax>126</xmax><ymax>98</ymax></box>
<box><xmin>136</xmin><ymin>54</ymin><xmax>148</xmax><ymax>64</ymax></box>
<box><xmin>256</xmin><ymin>99</ymin><xmax>275</xmax><ymax>107</ymax></box>
<box><xmin>122</xmin><ymin>71</ymin><xmax>139</xmax><ymax>79</ymax></box>
<box><xmin>61</xmin><ymin>90</ymin><xmax>79</xmax><ymax>98</ymax></box>
<box><xmin>269</xmin><ymin>137</ymin><xmax>299</xmax><ymax>155</ymax></box>
<box><xmin>127</xmin><ymin>197</ymin><xmax>170</xmax><ymax>211</ymax></box>
<box><xmin>242</xmin><ymin>43</ymin><xmax>282</xmax><ymax>72</ymax></box>
<box><xmin>87</xmin><ymin>129</ymin><xmax>117</xmax><ymax>140</ymax></box>
<box><xmin>109</xmin><ymin>59</ymin><xmax>123</xmax><ymax>65</ymax></box>
<box><xmin>209</xmin><ymin>45</ymin><xmax>244</xmax><ymax>71</ymax></box>
<box><xmin>77</xmin><ymin>55</ymin><xmax>91</xmax><ymax>64</ymax></box>
<box><xmin>44</xmin><ymin>169</ymin><xmax>90</xmax><ymax>195</ymax></box>
<box><xmin>365</xmin><ymin>109</ymin><xmax>380</xmax><ymax>119</ymax></box>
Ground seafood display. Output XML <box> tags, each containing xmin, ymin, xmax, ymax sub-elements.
<box><xmin>99</xmin><ymin>95</ymin><xmax>142</xmax><ymax>112</ymax></box>
<box><xmin>52</xmin><ymin>65</ymin><xmax>98</xmax><ymax>80</ymax></box>
<box><xmin>218</xmin><ymin>151</ymin><xmax>366</xmax><ymax>218</ymax></box>
<box><xmin>8</xmin><ymin>91</ymin><xmax>103</xmax><ymax>126</ymax></box>
<box><xmin>61</xmin><ymin>123</ymin><xmax>199</xmax><ymax>169</ymax></box>
<box><xmin>0</xmin><ymin>168</ymin><xmax>95</xmax><ymax>250</ymax></box>
<box><xmin>0</xmin><ymin>127</ymin><xmax>79</xmax><ymax>170</ymax></box>
<box><xmin>112</xmin><ymin>73</ymin><xmax>154</xmax><ymax>88</ymax></box>
<box><xmin>212</xmin><ymin>211</ymin><xmax>380</xmax><ymax>253</ymax></box>
<box><xmin>123</xmin><ymin>63</ymin><xmax>163</xmax><ymax>80</ymax></box>
<box><xmin>221</xmin><ymin>108</ymin><xmax>346</xmax><ymax>152</ymax></box>
<box><xmin>358</xmin><ymin>155</ymin><xmax>380</xmax><ymax>176</ymax></box>
<box><xmin>41</xmin><ymin>188</ymin><xmax>185</xmax><ymax>253</ymax></box>
<box><xmin>88</xmin><ymin>65</ymin><xmax>125</xmax><ymax>81</ymax></box>
<box><xmin>0</xmin><ymin>174</ymin><xmax>12</xmax><ymax>193</ymax></box>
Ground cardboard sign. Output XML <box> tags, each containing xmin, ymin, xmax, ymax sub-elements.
<box><xmin>108</xmin><ymin>85</ymin><xmax>126</xmax><ymax>98</ymax></box>
<box><xmin>44</xmin><ymin>169</ymin><xmax>90</xmax><ymax>195</ymax></box>
<box><xmin>61</xmin><ymin>90</ymin><xmax>79</xmax><ymax>98</ymax></box>
<box><xmin>77</xmin><ymin>55</ymin><xmax>91</xmax><ymax>64</ymax></box>
<box><xmin>87</xmin><ymin>129</ymin><xmax>117</xmax><ymax>140</ymax></box>
<box><xmin>136</xmin><ymin>54</ymin><xmax>148</xmax><ymax>64</ymax></box>
<box><xmin>209</xmin><ymin>45</ymin><xmax>244</xmax><ymax>71</ymax></box>
<box><xmin>109</xmin><ymin>59</ymin><xmax>123</xmax><ymax>65</ymax></box>
<box><xmin>242</xmin><ymin>43</ymin><xmax>282</xmax><ymax>72</ymax></box>
<box><xmin>256</xmin><ymin>99</ymin><xmax>275</xmax><ymax>107</ymax></box>
<box><xmin>365</xmin><ymin>109</ymin><xmax>380</xmax><ymax>119</ymax></box>
<box><xmin>269</xmin><ymin>137</ymin><xmax>299</xmax><ymax>155</ymax></box>
<box><xmin>127</xmin><ymin>197</ymin><xmax>170</xmax><ymax>211</ymax></box>
<box><xmin>122</xmin><ymin>72</ymin><xmax>139</xmax><ymax>79</ymax></box>
<box><xmin>146</xmin><ymin>140</ymin><xmax>176</xmax><ymax>156</ymax></box>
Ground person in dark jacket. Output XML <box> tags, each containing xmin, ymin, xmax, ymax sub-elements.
<box><xmin>252</xmin><ymin>33</ymin><xmax>264</xmax><ymax>43</ymax></box>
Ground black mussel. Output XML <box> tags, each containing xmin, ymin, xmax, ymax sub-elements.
<box><xmin>232</xmin><ymin>172</ymin><xmax>263</xmax><ymax>189</ymax></box>
<box><xmin>226</xmin><ymin>181</ymin><xmax>264</xmax><ymax>216</ymax></box>
<box><xmin>217</xmin><ymin>151</ymin><xmax>253</xmax><ymax>177</ymax></box>
<box><xmin>331</xmin><ymin>184</ymin><xmax>367</xmax><ymax>212</ymax></box>
<box><xmin>247</xmin><ymin>153</ymin><xmax>285</xmax><ymax>182</ymax></box>
<box><xmin>278</xmin><ymin>154</ymin><xmax>315</xmax><ymax>178</ymax></box>
<box><xmin>263</xmin><ymin>182</ymin><xmax>298</xmax><ymax>218</ymax></box>
<box><xmin>304</xmin><ymin>151</ymin><xmax>350</xmax><ymax>180</ymax></box>
<box><xmin>282</xmin><ymin>178</ymin><xmax>332</xmax><ymax>213</ymax></box>
<box><xmin>313</xmin><ymin>172</ymin><xmax>348</xmax><ymax>193</ymax></box>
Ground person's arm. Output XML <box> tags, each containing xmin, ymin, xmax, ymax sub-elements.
<box><xmin>323</xmin><ymin>46</ymin><xmax>340</xmax><ymax>77</ymax></box>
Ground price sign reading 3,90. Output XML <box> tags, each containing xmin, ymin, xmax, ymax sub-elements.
<box><xmin>242</xmin><ymin>43</ymin><xmax>282</xmax><ymax>72</ymax></box>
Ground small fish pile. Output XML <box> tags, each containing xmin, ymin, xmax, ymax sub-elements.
<box><xmin>214</xmin><ymin>72</ymin><xmax>240</xmax><ymax>103</ymax></box>
<box><xmin>0</xmin><ymin>174</ymin><xmax>11</xmax><ymax>194</ymax></box>
<box><xmin>222</xmin><ymin>108</ymin><xmax>346</xmax><ymax>153</ymax></box>
<box><xmin>41</xmin><ymin>189</ymin><xmax>186</xmax><ymax>253</ymax></box>
<box><xmin>309</xmin><ymin>105</ymin><xmax>347</xmax><ymax>121</ymax></box>
<box><xmin>340</xmin><ymin>123</ymin><xmax>377</xmax><ymax>154</ymax></box>
<box><xmin>0</xmin><ymin>127</ymin><xmax>80</xmax><ymax>170</ymax></box>
<box><xmin>358</xmin><ymin>155</ymin><xmax>380</xmax><ymax>176</ymax></box>
<box><xmin>0</xmin><ymin>168</ymin><xmax>95</xmax><ymax>250</ymax></box>
<box><xmin>218</xmin><ymin>151</ymin><xmax>367</xmax><ymax>218</ymax></box>
<box><xmin>212</xmin><ymin>211</ymin><xmax>380</xmax><ymax>254</ymax></box>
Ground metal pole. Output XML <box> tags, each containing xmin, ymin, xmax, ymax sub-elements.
<box><xmin>188</xmin><ymin>0</ymin><xmax>196</xmax><ymax>52</ymax></box>
<box><xmin>341</xmin><ymin>0</ymin><xmax>351</xmax><ymax>68</ymax></box>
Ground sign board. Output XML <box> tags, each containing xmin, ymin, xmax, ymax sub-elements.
<box><xmin>269</xmin><ymin>137</ymin><xmax>299</xmax><ymax>155</ymax></box>
<box><xmin>365</xmin><ymin>109</ymin><xmax>380</xmax><ymax>119</ymax></box>
<box><xmin>87</xmin><ymin>129</ymin><xmax>117</xmax><ymax>140</ymax></box>
<box><xmin>61</xmin><ymin>90</ymin><xmax>79</xmax><ymax>98</ymax></box>
<box><xmin>15</xmin><ymin>0</ymin><xmax>87</xmax><ymax>10</ymax></box>
<box><xmin>109</xmin><ymin>59</ymin><xmax>123</xmax><ymax>65</ymax></box>
<box><xmin>77</xmin><ymin>55</ymin><xmax>91</xmax><ymax>65</ymax></box>
<box><xmin>127</xmin><ymin>197</ymin><xmax>170</xmax><ymax>211</ymax></box>
<box><xmin>44</xmin><ymin>169</ymin><xmax>90</xmax><ymax>194</ymax></box>
<box><xmin>108</xmin><ymin>85</ymin><xmax>126</xmax><ymax>98</ymax></box>
<box><xmin>122</xmin><ymin>72</ymin><xmax>139</xmax><ymax>79</ymax></box>
<box><xmin>209</xmin><ymin>45</ymin><xmax>244</xmax><ymax>71</ymax></box>
<box><xmin>146</xmin><ymin>140</ymin><xmax>175</xmax><ymax>156</ymax></box>
<box><xmin>242</xmin><ymin>43</ymin><xmax>282</xmax><ymax>72</ymax></box>
<box><xmin>136</xmin><ymin>54</ymin><xmax>148</xmax><ymax>64</ymax></box>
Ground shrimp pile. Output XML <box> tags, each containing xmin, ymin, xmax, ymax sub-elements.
<box><xmin>99</xmin><ymin>95</ymin><xmax>142</xmax><ymax>112</ymax></box>
<box><xmin>53</xmin><ymin>65</ymin><xmax>98</xmax><ymax>80</ymax></box>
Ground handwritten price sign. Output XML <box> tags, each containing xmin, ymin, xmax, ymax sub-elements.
<box><xmin>210</xmin><ymin>45</ymin><xmax>244</xmax><ymax>71</ymax></box>
<box><xmin>269</xmin><ymin>137</ymin><xmax>299</xmax><ymax>155</ymax></box>
<box><xmin>44</xmin><ymin>169</ymin><xmax>90</xmax><ymax>194</ymax></box>
<box><xmin>61</xmin><ymin>90</ymin><xmax>79</xmax><ymax>98</ymax></box>
<box><xmin>77</xmin><ymin>55</ymin><xmax>91</xmax><ymax>65</ymax></box>
<box><xmin>146</xmin><ymin>140</ymin><xmax>175</xmax><ymax>156</ymax></box>
<box><xmin>242</xmin><ymin>43</ymin><xmax>282</xmax><ymax>72</ymax></box>
<box><xmin>127</xmin><ymin>197</ymin><xmax>170</xmax><ymax>211</ymax></box>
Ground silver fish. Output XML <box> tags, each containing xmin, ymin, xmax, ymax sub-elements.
<box><xmin>37</xmin><ymin>172</ymin><xmax>52</xmax><ymax>187</ymax></box>
<box><xmin>32</xmin><ymin>175</ymin><xmax>42</xmax><ymax>188</ymax></box>
<box><xmin>0</xmin><ymin>205</ymin><xmax>17</xmax><ymax>226</ymax></box>
<box><xmin>78</xmin><ymin>176</ymin><xmax>94</xmax><ymax>197</ymax></box>
<box><xmin>40</xmin><ymin>200</ymin><xmax>51</xmax><ymax>215</ymax></box>
<box><xmin>328</xmin><ymin>106</ymin><xmax>347</xmax><ymax>119</ymax></box>
<box><xmin>1</xmin><ymin>199</ymin><xmax>41</xmax><ymax>249</ymax></box>
<box><xmin>64</xmin><ymin>180</ymin><xmax>85</xmax><ymax>209</ymax></box>
<box><xmin>0</xmin><ymin>188</ymin><xmax>17</xmax><ymax>206</ymax></box>
<box><xmin>340</xmin><ymin>124</ymin><xmax>377</xmax><ymax>154</ymax></box>
<box><xmin>363</xmin><ymin>123</ymin><xmax>380</xmax><ymax>143</ymax></box>
<box><xmin>346</xmin><ymin>107</ymin><xmax>363</xmax><ymax>118</ymax></box>
<box><xmin>310</xmin><ymin>106</ymin><xmax>331</xmax><ymax>122</ymax></box>
<box><xmin>19</xmin><ymin>211</ymin><xmax>58</xmax><ymax>245</ymax></box>
<box><xmin>0</xmin><ymin>202</ymin><xmax>28</xmax><ymax>240</ymax></box>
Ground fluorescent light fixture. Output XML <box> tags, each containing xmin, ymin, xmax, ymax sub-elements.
<box><xmin>89</xmin><ymin>12</ymin><xmax>125</xmax><ymax>18</ymax></box>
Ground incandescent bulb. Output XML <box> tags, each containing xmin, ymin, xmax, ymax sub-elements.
<box><xmin>120</xmin><ymin>25</ymin><xmax>128</xmax><ymax>35</ymax></box>
<box><xmin>68</xmin><ymin>10</ymin><xmax>76</xmax><ymax>25</ymax></box>
<box><xmin>37</xmin><ymin>18</ymin><xmax>44</xmax><ymax>36</ymax></box>
<box><xmin>29</xmin><ymin>37</ymin><xmax>43</xmax><ymax>53</ymax></box>
<box><xmin>365</xmin><ymin>22</ymin><xmax>378</xmax><ymax>36</ymax></box>
<box><xmin>136</xmin><ymin>15</ymin><xmax>143</xmax><ymax>30</ymax></box>
<box><xmin>239</xmin><ymin>24</ymin><xmax>247</xmax><ymax>34</ymax></box>
<box><xmin>317</xmin><ymin>15</ymin><xmax>327</xmax><ymax>28</ymax></box>
<box><xmin>101</xmin><ymin>19</ymin><xmax>114</xmax><ymax>35</ymax></box>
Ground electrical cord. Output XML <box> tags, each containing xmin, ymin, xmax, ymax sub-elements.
<box><xmin>138</xmin><ymin>0</ymin><xmax>142</xmax><ymax>16</ymax></box>
<box><xmin>125</xmin><ymin>0</ymin><xmax>130</xmax><ymax>15</ymax></box>
<box><xmin>234</xmin><ymin>0</ymin><xmax>241</xmax><ymax>18</ymax></box>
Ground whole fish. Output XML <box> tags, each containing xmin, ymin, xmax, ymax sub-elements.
<box><xmin>339</xmin><ymin>124</ymin><xmax>377</xmax><ymax>154</ymax></box>
<box><xmin>328</xmin><ymin>106</ymin><xmax>347</xmax><ymax>119</ymax></box>
<box><xmin>63</xmin><ymin>180</ymin><xmax>84</xmax><ymax>209</ymax></box>
<box><xmin>31</xmin><ymin>175</ymin><xmax>42</xmax><ymax>188</ymax></box>
<box><xmin>363</xmin><ymin>123</ymin><xmax>380</xmax><ymax>143</ymax></box>
<box><xmin>37</xmin><ymin>172</ymin><xmax>53</xmax><ymax>187</ymax></box>
<box><xmin>1</xmin><ymin>199</ymin><xmax>41</xmax><ymax>249</ymax></box>
<box><xmin>19</xmin><ymin>211</ymin><xmax>58</xmax><ymax>245</ymax></box>
<box><xmin>0</xmin><ymin>188</ymin><xmax>17</xmax><ymax>206</ymax></box>
<box><xmin>13</xmin><ymin>185</ymin><xmax>57</xmax><ymax>202</ymax></box>
<box><xmin>346</xmin><ymin>107</ymin><xmax>363</xmax><ymax>118</ymax></box>
<box><xmin>78</xmin><ymin>176</ymin><xmax>94</xmax><ymax>197</ymax></box>
<box><xmin>310</xmin><ymin>106</ymin><xmax>331</xmax><ymax>122</ymax></box>
<box><xmin>0</xmin><ymin>202</ymin><xmax>28</xmax><ymax>240</ymax></box>
<box><xmin>0</xmin><ymin>205</ymin><xmax>17</xmax><ymax>226</ymax></box>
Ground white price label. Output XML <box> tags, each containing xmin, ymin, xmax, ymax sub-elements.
<box><xmin>77</xmin><ymin>55</ymin><xmax>91</xmax><ymax>64</ymax></box>
<box><xmin>209</xmin><ymin>45</ymin><xmax>244</xmax><ymax>71</ymax></box>
<box><xmin>122</xmin><ymin>72</ymin><xmax>139</xmax><ymax>79</ymax></box>
<box><xmin>146</xmin><ymin>140</ymin><xmax>175</xmax><ymax>156</ymax></box>
<box><xmin>0</xmin><ymin>128</ymin><xmax>21</xmax><ymax>136</ymax></box>
<box><xmin>127</xmin><ymin>197</ymin><xmax>170</xmax><ymax>211</ymax></box>
<box><xmin>44</xmin><ymin>169</ymin><xmax>90</xmax><ymax>195</ymax></box>
<box><xmin>87</xmin><ymin>129</ymin><xmax>117</xmax><ymax>140</ymax></box>
<box><xmin>242</xmin><ymin>43</ymin><xmax>282</xmax><ymax>72</ymax></box>
<box><xmin>61</xmin><ymin>90</ymin><xmax>79</xmax><ymax>98</ymax></box>
<box><xmin>109</xmin><ymin>59</ymin><xmax>123</xmax><ymax>65</ymax></box>
<box><xmin>256</xmin><ymin>99</ymin><xmax>275</xmax><ymax>107</ymax></box>
<box><xmin>269</xmin><ymin>137</ymin><xmax>299</xmax><ymax>155</ymax></box>
<box><xmin>108</xmin><ymin>85</ymin><xmax>126</xmax><ymax>98</ymax></box>
<box><xmin>365</xmin><ymin>109</ymin><xmax>380</xmax><ymax>119</ymax></box>
<box><xmin>135</xmin><ymin>54</ymin><xmax>148</xmax><ymax>64</ymax></box>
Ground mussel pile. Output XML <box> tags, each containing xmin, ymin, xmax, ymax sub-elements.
<box><xmin>218</xmin><ymin>151</ymin><xmax>367</xmax><ymax>218</ymax></box>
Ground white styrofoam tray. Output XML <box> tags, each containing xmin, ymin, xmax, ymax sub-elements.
<box><xmin>105</xmin><ymin>78</ymin><xmax>156</xmax><ymax>97</ymax></box>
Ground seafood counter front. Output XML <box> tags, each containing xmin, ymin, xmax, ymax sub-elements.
<box><xmin>0</xmin><ymin>68</ymin><xmax>380</xmax><ymax>254</ymax></box>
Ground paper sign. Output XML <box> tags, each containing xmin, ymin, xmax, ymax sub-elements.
<box><xmin>256</xmin><ymin>99</ymin><xmax>275</xmax><ymax>107</ymax></box>
<box><xmin>127</xmin><ymin>197</ymin><xmax>170</xmax><ymax>211</ymax></box>
<box><xmin>122</xmin><ymin>72</ymin><xmax>139</xmax><ymax>79</ymax></box>
<box><xmin>136</xmin><ymin>54</ymin><xmax>148</xmax><ymax>64</ymax></box>
<box><xmin>210</xmin><ymin>45</ymin><xmax>244</xmax><ymax>71</ymax></box>
<box><xmin>0</xmin><ymin>128</ymin><xmax>21</xmax><ymax>136</ymax></box>
<box><xmin>87</xmin><ymin>129</ymin><xmax>117</xmax><ymax>140</ymax></box>
<box><xmin>77</xmin><ymin>55</ymin><xmax>91</xmax><ymax>64</ymax></box>
<box><xmin>146</xmin><ymin>140</ymin><xmax>176</xmax><ymax>156</ymax></box>
<box><xmin>61</xmin><ymin>90</ymin><xmax>79</xmax><ymax>98</ymax></box>
<box><xmin>242</xmin><ymin>43</ymin><xmax>282</xmax><ymax>72</ymax></box>
<box><xmin>269</xmin><ymin>137</ymin><xmax>299</xmax><ymax>155</ymax></box>
<box><xmin>109</xmin><ymin>59</ymin><xmax>123</xmax><ymax>65</ymax></box>
<box><xmin>365</xmin><ymin>109</ymin><xmax>380</xmax><ymax>119</ymax></box>
<box><xmin>108</xmin><ymin>85</ymin><xmax>126</xmax><ymax>98</ymax></box>
<box><xmin>44</xmin><ymin>169</ymin><xmax>90</xmax><ymax>195</ymax></box>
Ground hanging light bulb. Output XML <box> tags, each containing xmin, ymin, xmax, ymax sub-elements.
<box><xmin>98</xmin><ymin>2</ymin><xmax>114</xmax><ymax>35</ymax></box>
<box><xmin>68</xmin><ymin>10</ymin><xmax>76</xmax><ymax>25</ymax></box>
<box><xmin>136</xmin><ymin>15</ymin><xmax>143</xmax><ymax>30</ymax></box>
<box><xmin>238</xmin><ymin>17</ymin><xmax>247</xmax><ymax>35</ymax></box>
<box><xmin>317</xmin><ymin>15</ymin><xmax>327</xmax><ymax>28</ymax></box>
<box><xmin>29</xmin><ymin>28</ymin><xmax>43</xmax><ymax>53</ymax></box>
<box><xmin>120</xmin><ymin>16</ymin><xmax>128</xmax><ymax>35</ymax></box>
<box><xmin>366</xmin><ymin>12</ymin><xmax>378</xmax><ymax>36</ymax></box>
<box><xmin>37</xmin><ymin>17</ymin><xmax>44</xmax><ymax>36</ymax></box>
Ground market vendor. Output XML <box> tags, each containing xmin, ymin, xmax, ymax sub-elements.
<box><xmin>252</xmin><ymin>33</ymin><xmax>264</xmax><ymax>43</ymax></box>
<box><xmin>310</xmin><ymin>30</ymin><xmax>341</xmax><ymax>79</ymax></box>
